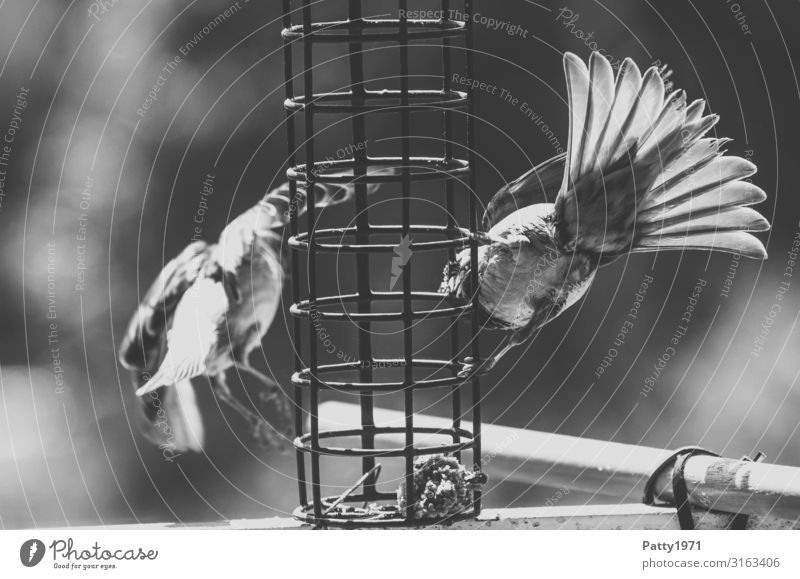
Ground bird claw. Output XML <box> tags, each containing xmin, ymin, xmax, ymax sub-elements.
<box><xmin>241</xmin><ymin>410</ymin><xmax>292</xmax><ymax>453</ymax></box>
<box><xmin>457</xmin><ymin>356</ymin><xmax>496</xmax><ymax>379</ymax></box>
<box><xmin>258</xmin><ymin>391</ymin><xmax>278</xmax><ymax>404</ymax></box>
<box><xmin>248</xmin><ymin>419</ymin><xmax>282</xmax><ymax>451</ymax></box>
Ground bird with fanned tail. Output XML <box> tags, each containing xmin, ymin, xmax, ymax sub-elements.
<box><xmin>440</xmin><ymin>52</ymin><xmax>770</xmax><ymax>376</ymax></box>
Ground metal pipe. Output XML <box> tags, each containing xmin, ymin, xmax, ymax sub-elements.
<box><xmin>320</xmin><ymin>402</ymin><xmax>800</xmax><ymax>523</ymax></box>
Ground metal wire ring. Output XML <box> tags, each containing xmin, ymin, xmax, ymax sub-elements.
<box><xmin>292</xmin><ymin>359</ymin><xmax>465</xmax><ymax>392</ymax></box>
<box><xmin>285</xmin><ymin>89</ymin><xmax>468</xmax><ymax>114</ymax></box>
<box><xmin>294</xmin><ymin>425</ymin><xmax>474</xmax><ymax>457</ymax></box>
<box><xmin>282</xmin><ymin>18</ymin><xmax>466</xmax><ymax>43</ymax></box>
<box><xmin>290</xmin><ymin>292</ymin><xmax>470</xmax><ymax>322</ymax></box>
<box><xmin>287</xmin><ymin>156</ymin><xmax>470</xmax><ymax>184</ymax></box>
<box><xmin>289</xmin><ymin>224</ymin><xmax>471</xmax><ymax>253</ymax></box>
<box><xmin>292</xmin><ymin>503</ymin><xmax>477</xmax><ymax>528</ymax></box>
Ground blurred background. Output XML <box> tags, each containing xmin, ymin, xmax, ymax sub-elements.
<box><xmin>0</xmin><ymin>0</ymin><xmax>798</xmax><ymax>528</ymax></box>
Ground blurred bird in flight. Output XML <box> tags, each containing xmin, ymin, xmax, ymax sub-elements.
<box><xmin>118</xmin><ymin>178</ymin><xmax>367</xmax><ymax>452</ymax></box>
<box><xmin>440</xmin><ymin>51</ymin><xmax>770</xmax><ymax>376</ymax></box>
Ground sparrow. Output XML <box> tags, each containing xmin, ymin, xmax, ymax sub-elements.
<box><xmin>118</xmin><ymin>178</ymin><xmax>363</xmax><ymax>452</ymax></box>
<box><xmin>441</xmin><ymin>52</ymin><xmax>770</xmax><ymax>376</ymax></box>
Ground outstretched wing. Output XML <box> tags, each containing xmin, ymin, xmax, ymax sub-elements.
<box><xmin>553</xmin><ymin>51</ymin><xmax>768</xmax><ymax>259</ymax></box>
<box><xmin>482</xmin><ymin>153</ymin><xmax>566</xmax><ymax>231</ymax></box>
<box><xmin>119</xmin><ymin>241</ymin><xmax>215</xmax><ymax>449</ymax></box>
<box><xmin>119</xmin><ymin>241</ymin><xmax>214</xmax><ymax>372</ymax></box>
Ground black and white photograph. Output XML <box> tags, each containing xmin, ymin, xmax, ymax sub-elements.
<box><xmin>0</xmin><ymin>0</ymin><xmax>799</xmax><ymax>575</ymax></box>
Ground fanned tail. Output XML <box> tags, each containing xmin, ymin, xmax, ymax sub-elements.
<box><xmin>556</xmin><ymin>52</ymin><xmax>768</xmax><ymax>260</ymax></box>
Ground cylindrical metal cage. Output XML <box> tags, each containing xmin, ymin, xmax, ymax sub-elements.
<box><xmin>282</xmin><ymin>0</ymin><xmax>481</xmax><ymax>526</ymax></box>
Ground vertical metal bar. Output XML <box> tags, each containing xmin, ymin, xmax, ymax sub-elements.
<box><xmin>464</xmin><ymin>0</ymin><xmax>481</xmax><ymax>514</ymax></box>
<box><xmin>301</xmin><ymin>0</ymin><xmax>322</xmax><ymax>520</ymax></box>
<box><xmin>441</xmin><ymin>0</ymin><xmax>461</xmax><ymax>462</ymax></box>
<box><xmin>399</xmin><ymin>0</ymin><xmax>415</xmax><ymax>521</ymax></box>
<box><xmin>282</xmin><ymin>0</ymin><xmax>307</xmax><ymax>507</ymax></box>
<box><xmin>347</xmin><ymin>0</ymin><xmax>377</xmax><ymax>501</ymax></box>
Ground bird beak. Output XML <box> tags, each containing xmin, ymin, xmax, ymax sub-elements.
<box><xmin>470</xmin><ymin>231</ymin><xmax>496</xmax><ymax>246</ymax></box>
<box><xmin>470</xmin><ymin>231</ymin><xmax>526</xmax><ymax>247</ymax></box>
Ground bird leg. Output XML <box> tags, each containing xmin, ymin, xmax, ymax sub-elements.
<box><xmin>457</xmin><ymin>338</ymin><xmax>511</xmax><ymax>378</ymax></box>
<box><xmin>212</xmin><ymin>372</ymin><xmax>281</xmax><ymax>449</ymax></box>
<box><xmin>234</xmin><ymin>362</ymin><xmax>293</xmax><ymax>440</ymax></box>
<box><xmin>457</xmin><ymin>321</ymin><xmax>537</xmax><ymax>378</ymax></box>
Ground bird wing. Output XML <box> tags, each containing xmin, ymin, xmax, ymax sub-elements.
<box><xmin>118</xmin><ymin>241</ymin><xmax>216</xmax><ymax>449</ymax></box>
<box><xmin>137</xmin><ymin>277</ymin><xmax>230</xmax><ymax>395</ymax></box>
<box><xmin>553</xmin><ymin>51</ymin><xmax>768</xmax><ymax>260</ymax></box>
<box><xmin>118</xmin><ymin>240</ymin><xmax>214</xmax><ymax>372</ymax></box>
<box><xmin>482</xmin><ymin>153</ymin><xmax>566</xmax><ymax>230</ymax></box>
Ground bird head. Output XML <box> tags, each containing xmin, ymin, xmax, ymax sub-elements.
<box><xmin>439</xmin><ymin>245</ymin><xmax>482</xmax><ymax>302</ymax></box>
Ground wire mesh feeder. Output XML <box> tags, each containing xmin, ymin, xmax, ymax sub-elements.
<box><xmin>282</xmin><ymin>0</ymin><xmax>483</xmax><ymax>526</ymax></box>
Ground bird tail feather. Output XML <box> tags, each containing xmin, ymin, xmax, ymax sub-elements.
<box><xmin>561</xmin><ymin>52</ymin><xmax>768</xmax><ymax>259</ymax></box>
<box><xmin>136</xmin><ymin>367</ymin><xmax>171</xmax><ymax>396</ymax></box>
<box><xmin>135</xmin><ymin>379</ymin><xmax>204</xmax><ymax>453</ymax></box>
